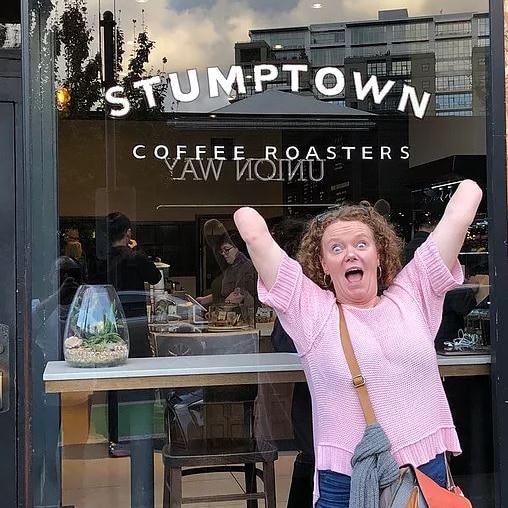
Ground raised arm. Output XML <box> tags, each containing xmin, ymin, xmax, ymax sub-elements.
<box><xmin>233</xmin><ymin>207</ymin><xmax>283</xmax><ymax>290</ymax></box>
<box><xmin>431</xmin><ymin>179</ymin><xmax>483</xmax><ymax>271</ymax></box>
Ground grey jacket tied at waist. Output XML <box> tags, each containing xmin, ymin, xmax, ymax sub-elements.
<box><xmin>349</xmin><ymin>423</ymin><xmax>400</xmax><ymax>508</ymax></box>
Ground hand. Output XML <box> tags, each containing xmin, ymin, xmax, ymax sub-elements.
<box><xmin>225</xmin><ymin>289</ymin><xmax>244</xmax><ymax>304</ymax></box>
<box><xmin>196</xmin><ymin>294</ymin><xmax>213</xmax><ymax>306</ymax></box>
<box><xmin>468</xmin><ymin>274</ymin><xmax>490</xmax><ymax>304</ymax></box>
<box><xmin>128</xmin><ymin>239</ymin><xmax>138</xmax><ymax>249</ymax></box>
<box><xmin>204</xmin><ymin>219</ymin><xmax>227</xmax><ymax>237</ymax></box>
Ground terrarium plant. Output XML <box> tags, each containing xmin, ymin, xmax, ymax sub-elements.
<box><xmin>64</xmin><ymin>285</ymin><xmax>130</xmax><ymax>367</ymax></box>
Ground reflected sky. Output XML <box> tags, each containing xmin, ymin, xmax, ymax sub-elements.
<box><xmin>52</xmin><ymin>0</ymin><xmax>489</xmax><ymax>111</ymax></box>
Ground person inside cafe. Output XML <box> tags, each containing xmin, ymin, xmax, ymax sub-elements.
<box><xmin>233</xmin><ymin>180</ymin><xmax>482</xmax><ymax>507</ymax></box>
<box><xmin>95</xmin><ymin>212</ymin><xmax>162</xmax><ymax>457</ymax></box>
<box><xmin>197</xmin><ymin>219</ymin><xmax>257</xmax><ymax>308</ymax></box>
<box><xmin>403</xmin><ymin>216</ymin><xmax>489</xmax><ymax>350</ymax></box>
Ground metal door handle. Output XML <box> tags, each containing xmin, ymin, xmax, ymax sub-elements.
<box><xmin>0</xmin><ymin>371</ymin><xmax>3</xmax><ymax>410</ymax></box>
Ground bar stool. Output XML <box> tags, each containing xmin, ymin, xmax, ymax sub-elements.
<box><xmin>161</xmin><ymin>385</ymin><xmax>278</xmax><ymax>508</ymax></box>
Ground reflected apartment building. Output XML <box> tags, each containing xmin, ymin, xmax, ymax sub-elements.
<box><xmin>235</xmin><ymin>8</ymin><xmax>489</xmax><ymax>117</ymax></box>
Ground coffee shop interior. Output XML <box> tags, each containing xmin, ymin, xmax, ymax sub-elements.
<box><xmin>26</xmin><ymin>1</ymin><xmax>498</xmax><ymax>507</ymax></box>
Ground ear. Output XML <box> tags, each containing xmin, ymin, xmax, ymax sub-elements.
<box><xmin>125</xmin><ymin>228</ymin><xmax>132</xmax><ymax>239</ymax></box>
<box><xmin>320</xmin><ymin>256</ymin><xmax>328</xmax><ymax>275</ymax></box>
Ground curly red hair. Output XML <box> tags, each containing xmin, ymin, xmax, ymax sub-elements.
<box><xmin>296</xmin><ymin>204</ymin><xmax>403</xmax><ymax>290</ymax></box>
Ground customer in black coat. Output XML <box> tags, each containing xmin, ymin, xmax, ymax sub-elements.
<box><xmin>95</xmin><ymin>212</ymin><xmax>161</xmax><ymax>357</ymax></box>
<box><xmin>95</xmin><ymin>212</ymin><xmax>162</xmax><ymax>457</ymax></box>
<box><xmin>404</xmin><ymin>220</ymin><xmax>477</xmax><ymax>348</ymax></box>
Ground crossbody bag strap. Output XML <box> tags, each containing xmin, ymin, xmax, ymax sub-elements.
<box><xmin>338</xmin><ymin>304</ymin><xmax>377</xmax><ymax>426</ymax></box>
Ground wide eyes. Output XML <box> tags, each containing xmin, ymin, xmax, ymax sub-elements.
<box><xmin>330</xmin><ymin>241</ymin><xmax>367</xmax><ymax>254</ymax></box>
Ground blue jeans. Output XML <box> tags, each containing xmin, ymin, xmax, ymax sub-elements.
<box><xmin>315</xmin><ymin>453</ymin><xmax>446</xmax><ymax>508</ymax></box>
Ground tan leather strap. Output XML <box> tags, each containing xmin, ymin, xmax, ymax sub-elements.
<box><xmin>338</xmin><ymin>304</ymin><xmax>377</xmax><ymax>425</ymax></box>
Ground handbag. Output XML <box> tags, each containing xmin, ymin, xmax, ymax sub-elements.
<box><xmin>338</xmin><ymin>305</ymin><xmax>472</xmax><ymax>508</ymax></box>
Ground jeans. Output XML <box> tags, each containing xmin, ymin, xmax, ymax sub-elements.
<box><xmin>315</xmin><ymin>453</ymin><xmax>446</xmax><ymax>508</ymax></box>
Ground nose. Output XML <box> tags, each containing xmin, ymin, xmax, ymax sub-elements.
<box><xmin>344</xmin><ymin>249</ymin><xmax>358</xmax><ymax>262</ymax></box>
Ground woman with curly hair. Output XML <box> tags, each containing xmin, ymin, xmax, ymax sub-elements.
<box><xmin>233</xmin><ymin>179</ymin><xmax>482</xmax><ymax>508</ymax></box>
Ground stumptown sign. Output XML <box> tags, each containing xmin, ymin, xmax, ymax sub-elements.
<box><xmin>105</xmin><ymin>65</ymin><xmax>421</xmax><ymax>182</ymax></box>
<box><xmin>105</xmin><ymin>64</ymin><xmax>431</xmax><ymax>119</ymax></box>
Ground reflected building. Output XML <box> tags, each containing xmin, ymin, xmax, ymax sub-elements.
<box><xmin>235</xmin><ymin>9</ymin><xmax>489</xmax><ymax>117</ymax></box>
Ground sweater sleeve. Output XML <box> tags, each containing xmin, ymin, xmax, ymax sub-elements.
<box><xmin>257</xmin><ymin>252</ymin><xmax>334</xmax><ymax>356</ymax></box>
<box><xmin>135</xmin><ymin>251</ymin><xmax>162</xmax><ymax>285</ymax></box>
<box><xmin>390</xmin><ymin>235</ymin><xmax>463</xmax><ymax>339</ymax></box>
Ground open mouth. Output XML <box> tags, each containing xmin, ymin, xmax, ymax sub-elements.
<box><xmin>345</xmin><ymin>268</ymin><xmax>364</xmax><ymax>283</ymax></box>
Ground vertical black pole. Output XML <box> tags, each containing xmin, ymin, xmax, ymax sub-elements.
<box><xmin>100</xmin><ymin>10</ymin><xmax>116</xmax><ymax>89</ymax></box>
<box><xmin>488</xmin><ymin>1</ymin><xmax>508</xmax><ymax>507</ymax></box>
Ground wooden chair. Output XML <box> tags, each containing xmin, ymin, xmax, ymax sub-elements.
<box><xmin>155</xmin><ymin>331</ymin><xmax>278</xmax><ymax>508</ymax></box>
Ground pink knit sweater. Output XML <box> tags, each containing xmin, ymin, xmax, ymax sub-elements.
<box><xmin>258</xmin><ymin>236</ymin><xmax>462</xmax><ymax>479</ymax></box>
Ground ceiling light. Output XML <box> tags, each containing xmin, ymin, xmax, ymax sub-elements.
<box><xmin>136</xmin><ymin>0</ymin><xmax>148</xmax><ymax>3</ymax></box>
<box><xmin>274</xmin><ymin>44</ymin><xmax>283</xmax><ymax>49</ymax></box>
<box><xmin>312</xmin><ymin>3</ymin><xmax>323</xmax><ymax>8</ymax></box>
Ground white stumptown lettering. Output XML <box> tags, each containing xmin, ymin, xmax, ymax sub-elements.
<box><xmin>105</xmin><ymin>64</ymin><xmax>432</xmax><ymax>118</ymax></box>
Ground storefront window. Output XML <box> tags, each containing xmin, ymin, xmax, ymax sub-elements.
<box><xmin>27</xmin><ymin>0</ymin><xmax>496</xmax><ymax>507</ymax></box>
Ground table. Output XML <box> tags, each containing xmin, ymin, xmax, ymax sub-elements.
<box><xmin>44</xmin><ymin>352</ymin><xmax>491</xmax><ymax>508</ymax></box>
<box><xmin>44</xmin><ymin>352</ymin><xmax>491</xmax><ymax>393</ymax></box>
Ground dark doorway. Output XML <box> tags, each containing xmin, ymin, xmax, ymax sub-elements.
<box><xmin>0</xmin><ymin>47</ymin><xmax>22</xmax><ymax>508</ymax></box>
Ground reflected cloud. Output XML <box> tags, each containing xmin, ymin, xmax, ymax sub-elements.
<box><xmin>83</xmin><ymin>0</ymin><xmax>489</xmax><ymax>111</ymax></box>
<box><xmin>169</xmin><ymin>0</ymin><xmax>300</xmax><ymax>12</ymax></box>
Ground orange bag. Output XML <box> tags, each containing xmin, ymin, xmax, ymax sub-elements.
<box><xmin>415</xmin><ymin>467</ymin><xmax>472</xmax><ymax>508</ymax></box>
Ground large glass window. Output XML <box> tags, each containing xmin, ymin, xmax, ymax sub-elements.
<box><xmin>311</xmin><ymin>47</ymin><xmax>345</xmax><ymax>66</ymax></box>
<box><xmin>477</xmin><ymin>16</ymin><xmax>490</xmax><ymax>36</ymax></box>
<box><xmin>435</xmin><ymin>21</ymin><xmax>472</xmax><ymax>37</ymax></box>
<box><xmin>350</xmin><ymin>25</ymin><xmax>386</xmax><ymax>45</ymax></box>
<box><xmin>251</xmin><ymin>30</ymin><xmax>307</xmax><ymax>50</ymax></box>
<box><xmin>367</xmin><ymin>61</ymin><xmax>387</xmax><ymax>76</ymax></box>
<box><xmin>436</xmin><ymin>92</ymin><xmax>473</xmax><ymax>110</ymax></box>
<box><xmin>391</xmin><ymin>60</ymin><xmax>412</xmax><ymax>75</ymax></box>
<box><xmin>25</xmin><ymin>1</ymin><xmax>497</xmax><ymax>507</ymax></box>
<box><xmin>436</xmin><ymin>59</ymin><xmax>473</xmax><ymax>73</ymax></box>
<box><xmin>436</xmin><ymin>39</ymin><xmax>472</xmax><ymax>59</ymax></box>
<box><xmin>391</xmin><ymin>41</ymin><xmax>430</xmax><ymax>54</ymax></box>
<box><xmin>436</xmin><ymin>75</ymin><xmax>473</xmax><ymax>91</ymax></box>
<box><xmin>311</xmin><ymin>30</ymin><xmax>345</xmax><ymax>45</ymax></box>
<box><xmin>349</xmin><ymin>44</ymin><xmax>388</xmax><ymax>57</ymax></box>
<box><xmin>392</xmin><ymin>22</ymin><xmax>429</xmax><ymax>41</ymax></box>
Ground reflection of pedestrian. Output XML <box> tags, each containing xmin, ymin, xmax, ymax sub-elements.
<box><xmin>32</xmin><ymin>256</ymin><xmax>83</xmax><ymax>507</ymax></box>
<box><xmin>270</xmin><ymin>218</ymin><xmax>314</xmax><ymax>508</ymax></box>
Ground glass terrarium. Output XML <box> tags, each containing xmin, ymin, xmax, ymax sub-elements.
<box><xmin>63</xmin><ymin>285</ymin><xmax>130</xmax><ymax>367</ymax></box>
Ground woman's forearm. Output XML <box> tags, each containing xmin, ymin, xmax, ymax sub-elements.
<box><xmin>431</xmin><ymin>180</ymin><xmax>483</xmax><ymax>270</ymax></box>
<box><xmin>233</xmin><ymin>207</ymin><xmax>283</xmax><ymax>290</ymax></box>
